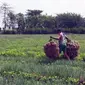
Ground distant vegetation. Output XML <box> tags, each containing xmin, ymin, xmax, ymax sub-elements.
<box><xmin>0</xmin><ymin>3</ymin><xmax>85</xmax><ymax>34</ymax></box>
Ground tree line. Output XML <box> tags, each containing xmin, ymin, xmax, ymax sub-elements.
<box><xmin>0</xmin><ymin>3</ymin><xmax>85</xmax><ymax>34</ymax></box>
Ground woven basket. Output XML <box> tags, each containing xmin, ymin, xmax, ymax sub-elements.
<box><xmin>44</xmin><ymin>41</ymin><xmax>59</xmax><ymax>59</ymax></box>
<box><xmin>66</xmin><ymin>40</ymin><xmax>80</xmax><ymax>59</ymax></box>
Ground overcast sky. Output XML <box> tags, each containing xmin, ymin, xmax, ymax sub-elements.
<box><xmin>0</xmin><ymin>0</ymin><xmax>85</xmax><ymax>26</ymax></box>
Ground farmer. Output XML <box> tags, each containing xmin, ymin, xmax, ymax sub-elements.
<box><xmin>50</xmin><ymin>29</ymin><xmax>70</xmax><ymax>60</ymax></box>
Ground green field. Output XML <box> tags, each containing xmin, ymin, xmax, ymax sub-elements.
<box><xmin>0</xmin><ymin>34</ymin><xmax>85</xmax><ymax>85</ymax></box>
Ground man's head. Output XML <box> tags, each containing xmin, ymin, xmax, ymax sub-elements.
<box><xmin>57</xmin><ymin>29</ymin><xmax>62</xmax><ymax>33</ymax></box>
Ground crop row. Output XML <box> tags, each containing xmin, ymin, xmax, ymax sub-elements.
<box><xmin>0</xmin><ymin>48</ymin><xmax>45</xmax><ymax>58</ymax></box>
<box><xmin>0</xmin><ymin>71</ymin><xmax>79</xmax><ymax>84</ymax></box>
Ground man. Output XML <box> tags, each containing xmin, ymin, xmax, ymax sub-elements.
<box><xmin>50</xmin><ymin>29</ymin><xmax>70</xmax><ymax>60</ymax></box>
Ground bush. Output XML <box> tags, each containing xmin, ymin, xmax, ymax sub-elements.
<box><xmin>63</xmin><ymin>27</ymin><xmax>85</xmax><ymax>34</ymax></box>
<box><xmin>1</xmin><ymin>30</ymin><xmax>17</xmax><ymax>34</ymax></box>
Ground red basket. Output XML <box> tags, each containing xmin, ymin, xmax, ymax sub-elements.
<box><xmin>44</xmin><ymin>41</ymin><xmax>59</xmax><ymax>59</ymax></box>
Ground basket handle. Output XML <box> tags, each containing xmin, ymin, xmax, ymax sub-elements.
<box><xmin>49</xmin><ymin>36</ymin><xmax>58</xmax><ymax>42</ymax></box>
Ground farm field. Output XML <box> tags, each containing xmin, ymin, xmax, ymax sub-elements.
<box><xmin>0</xmin><ymin>34</ymin><xmax>85</xmax><ymax>85</ymax></box>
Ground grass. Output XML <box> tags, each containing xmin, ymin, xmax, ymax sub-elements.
<box><xmin>0</xmin><ymin>34</ymin><xmax>84</xmax><ymax>85</ymax></box>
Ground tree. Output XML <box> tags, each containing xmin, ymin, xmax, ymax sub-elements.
<box><xmin>25</xmin><ymin>10</ymin><xmax>43</xmax><ymax>31</ymax></box>
<box><xmin>55</xmin><ymin>13</ymin><xmax>83</xmax><ymax>28</ymax></box>
<box><xmin>8</xmin><ymin>11</ymin><xmax>16</xmax><ymax>29</ymax></box>
<box><xmin>26</xmin><ymin>9</ymin><xmax>42</xmax><ymax>16</ymax></box>
<box><xmin>0</xmin><ymin>3</ymin><xmax>11</xmax><ymax>30</ymax></box>
<box><xmin>16</xmin><ymin>13</ymin><xmax>25</xmax><ymax>34</ymax></box>
<box><xmin>42</xmin><ymin>15</ymin><xmax>56</xmax><ymax>29</ymax></box>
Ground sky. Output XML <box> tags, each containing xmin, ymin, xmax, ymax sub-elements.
<box><xmin>0</xmin><ymin>0</ymin><xmax>85</xmax><ymax>27</ymax></box>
